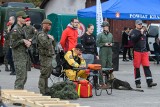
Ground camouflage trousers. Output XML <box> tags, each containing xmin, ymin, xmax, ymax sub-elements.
<box><xmin>14</xmin><ymin>60</ymin><xmax>27</xmax><ymax>89</ymax></box>
<box><xmin>38</xmin><ymin>55</ymin><xmax>53</xmax><ymax>94</ymax></box>
<box><xmin>26</xmin><ymin>56</ymin><xmax>31</xmax><ymax>71</ymax></box>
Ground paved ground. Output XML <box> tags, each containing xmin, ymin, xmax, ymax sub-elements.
<box><xmin>0</xmin><ymin>59</ymin><xmax>160</xmax><ymax>107</ymax></box>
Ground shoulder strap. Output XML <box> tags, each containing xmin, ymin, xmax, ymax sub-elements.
<box><xmin>36</xmin><ymin>31</ymin><xmax>42</xmax><ymax>48</ymax></box>
<box><xmin>64</xmin><ymin>50</ymin><xmax>74</xmax><ymax>59</ymax></box>
<box><xmin>71</xmin><ymin>50</ymin><xmax>74</xmax><ymax>57</ymax></box>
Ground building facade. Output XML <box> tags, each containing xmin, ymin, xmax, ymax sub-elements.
<box><xmin>40</xmin><ymin>0</ymin><xmax>86</xmax><ymax>16</ymax></box>
<box><xmin>40</xmin><ymin>0</ymin><xmax>160</xmax><ymax>43</ymax></box>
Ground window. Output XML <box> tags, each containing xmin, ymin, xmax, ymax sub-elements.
<box><xmin>148</xmin><ymin>25</ymin><xmax>159</xmax><ymax>37</ymax></box>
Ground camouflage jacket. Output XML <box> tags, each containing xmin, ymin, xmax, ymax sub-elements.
<box><xmin>37</xmin><ymin>30</ymin><xmax>55</xmax><ymax>57</ymax></box>
<box><xmin>11</xmin><ymin>24</ymin><xmax>28</xmax><ymax>61</ymax></box>
<box><xmin>4</xmin><ymin>25</ymin><xmax>15</xmax><ymax>48</ymax></box>
<box><xmin>23</xmin><ymin>25</ymin><xmax>37</xmax><ymax>44</ymax></box>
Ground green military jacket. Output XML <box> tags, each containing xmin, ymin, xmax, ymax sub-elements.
<box><xmin>37</xmin><ymin>30</ymin><xmax>55</xmax><ymax>57</ymax></box>
<box><xmin>96</xmin><ymin>31</ymin><xmax>114</xmax><ymax>68</ymax></box>
<box><xmin>23</xmin><ymin>25</ymin><xmax>37</xmax><ymax>43</ymax></box>
<box><xmin>97</xmin><ymin>32</ymin><xmax>114</xmax><ymax>48</ymax></box>
<box><xmin>11</xmin><ymin>24</ymin><xmax>28</xmax><ymax>62</ymax></box>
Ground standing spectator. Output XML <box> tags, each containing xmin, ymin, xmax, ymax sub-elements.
<box><xmin>128</xmin><ymin>28</ymin><xmax>134</xmax><ymax>58</ymax></box>
<box><xmin>23</xmin><ymin>17</ymin><xmax>38</xmax><ymax>71</ymax></box>
<box><xmin>122</xmin><ymin>27</ymin><xmax>132</xmax><ymax>61</ymax></box>
<box><xmin>60</xmin><ymin>18</ymin><xmax>79</xmax><ymax>52</ymax></box>
<box><xmin>0</xmin><ymin>28</ymin><xmax>4</xmax><ymax>65</ymax></box>
<box><xmin>142</xmin><ymin>23</ymin><xmax>148</xmax><ymax>33</ymax></box>
<box><xmin>11</xmin><ymin>11</ymin><xmax>31</xmax><ymax>89</ymax></box>
<box><xmin>4</xmin><ymin>16</ymin><xmax>16</xmax><ymax>75</ymax></box>
<box><xmin>4</xmin><ymin>24</ymin><xmax>10</xmax><ymax>71</ymax></box>
<box><xmin>4</xmin><ymin>16</ymin><xmax>15</xmax><ymax>72</ymax></box>
<box><xmin>130</xmin><ymin>20</ymin><xmax>157</xmax><ymax>88</ymax></box>
<box><xmin>97</xmin><ymin>21</ymin><xmax>114</xmax><ymax>87</ymax></box>
<box><xmin>37</xmin><ymin>19</ymin><xmax>55</xmax><ymax>95</ymax></box>
<box><xmin>153</xmin><ymin>37</ymin><xmax>160</xmax><ymax>64</ymax></box>
<box><xmin>81</xmin><ymin>24</ymin><xmax>99</xmax><ymax>66</ymax></box>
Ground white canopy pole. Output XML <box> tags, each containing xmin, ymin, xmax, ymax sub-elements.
<box><xmin>96</xmin><ymin>0</ymin><xmax>103</xmax><ymax>55</ymax></box>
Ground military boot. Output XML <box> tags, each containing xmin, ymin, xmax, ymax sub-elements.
<box><xmin>10</xmin><ymin>72</ymin><xmax>16</xmax><ymax>75</ymax></box>
<box><xmin>148</xmin><ymin>82</ymin><xmax>157</xmax><ymax>87</ymax></box>
<box><xmin>143</xmin><ymin>66</ymin><xmax>157</xmax><ymax>88</ymax></box>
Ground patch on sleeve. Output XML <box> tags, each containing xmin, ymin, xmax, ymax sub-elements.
<box><xmin>69</xmin><ymin>55</ymin><xmax>73</xmax><ymax>59</ymax></box>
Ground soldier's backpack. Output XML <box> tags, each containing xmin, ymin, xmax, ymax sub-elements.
<box><xmin>52</xmin><ymin>50</ymin><xmax>65</xmax><ymax>77</ymax></box>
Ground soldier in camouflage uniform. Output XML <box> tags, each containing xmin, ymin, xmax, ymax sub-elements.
<box><xmin>11</xmin><ymin>11</ymin><xmax>31</xmax><ymax>89</ymax></box>
<box><xmin>23</xmin><ymin>17</ymin><xmax>37</xmax><ymax>71</ymax></box>
<box><xmin>37</xmin><ymin>19</ymin><xmax>55</xmax><ymax>95</ymax></box>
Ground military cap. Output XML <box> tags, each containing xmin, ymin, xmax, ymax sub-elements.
<box><xmin>16</xmin><ymin>11</ymin><xmax>28</xmax><ymax>18</ymax></box>
<box><xmin>42</xmin><ymin>19</ymin><xmax>52</xmax><ymax>24</ymax></box>
<box><xmin>101</xmin><ymin>21</ymin><xmax>110</xmax><ymax>27</ymax></box>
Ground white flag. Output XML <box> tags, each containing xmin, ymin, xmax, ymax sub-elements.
<box><xmin>96</xmin><ymin>0</ymin><xmax>103</xmax><ymax>54</ymax></box>
<box><xmin>96</xmin><ymin>0</ymin><xmax>103</xmax><ymax>35</ymax></box>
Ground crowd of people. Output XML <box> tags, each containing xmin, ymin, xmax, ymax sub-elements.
<box><xmin>0</xmin><ymin>10</ymin><xmax>158</xmax><ymax>98</ymax></box>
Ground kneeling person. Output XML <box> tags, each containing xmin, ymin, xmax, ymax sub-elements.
<box><xmin>64</xmin><ymin>44</ymin><xmax>89</xmax><ymax>81</ymax></box>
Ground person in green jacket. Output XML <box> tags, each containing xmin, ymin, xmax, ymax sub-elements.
<box><xmin>96</xmin><ymin>21</ymin><xmax>114</xmax><ymax>88</ymax></box>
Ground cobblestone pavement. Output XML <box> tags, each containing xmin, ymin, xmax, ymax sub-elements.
<box><xmin>0</xmin><ymin>60</ymin><xmax>160</xmax><ymax>107</ymax></box>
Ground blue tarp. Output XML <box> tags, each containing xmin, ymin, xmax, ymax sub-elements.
<box><xmin>77</xmin><ymin>0</ymin><xmax>160</xmax><ymax>20</ymax></box>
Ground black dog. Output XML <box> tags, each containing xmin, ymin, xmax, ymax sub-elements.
<box><xmin>110</xmin><ymin>78</ymin><xmax>144</xmax><ymax>92</ymax></box>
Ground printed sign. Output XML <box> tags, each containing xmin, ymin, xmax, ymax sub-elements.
<box><xmin>78</xmin><ymin>22</ymin><xmax>85</xmax><ymax>37</ymax></box>
<box><xmin>129</xmin><ymin>14</ymin><xmax>160</xmax><ymax>20</ymax></box>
